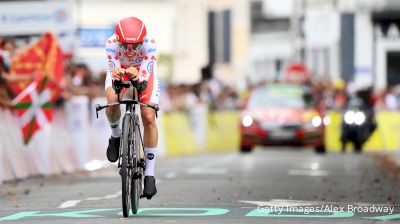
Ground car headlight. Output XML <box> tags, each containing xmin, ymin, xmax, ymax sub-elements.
<box><xmin>354</xmin><ymin>112</ymin><xmax>366</xmax><ymax>125</ymax></box>
<box><xmin>311</xmin><ymin>116</ymin><xmax>322</xmax><ymax>127</ymax></box>
<box><xmin>344</xmin><ymin>111</ymin><xmax>365</xmax><ymax>125</ymax></box>
<box><xmin>242</xmin><ymin>115</ymin><xmax>254</xmax><ymax>127</ymax></box>
<box><xmin>344</xmin><ymin>111</ymin><xmax>355</xmax><ymax>124</ymax></box>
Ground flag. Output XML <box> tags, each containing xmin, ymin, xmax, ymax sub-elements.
<box><xmin>12</xmin><ymin>76</ymin><xmax>57</xmax><ymax>145</ymax></box>
<box><xmin>8</xmin><ymin>32</ymin><xmax>64</xmax><ymax>95</ymax></box>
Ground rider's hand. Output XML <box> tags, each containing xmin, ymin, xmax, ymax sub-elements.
<box><xmin>112</xmin><ymin>67</ymin><xmax>125</xmax><ymax>81</ymax></box>
<box><xmin>125</xmin><ymin>67</ymin><xmax>139</xmax><ymax>81</ymax></box>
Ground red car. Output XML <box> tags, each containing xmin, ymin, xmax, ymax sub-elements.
<box><xmin>240</xmin><ymin>83</ymin><xmax>327</xmax><ymax>153</ymax></box>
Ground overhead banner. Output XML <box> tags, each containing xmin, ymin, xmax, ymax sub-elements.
<box><xmin>0</xmin><ymin>0</ymin><xmax>74</xmax><ymax>35</ymax></box>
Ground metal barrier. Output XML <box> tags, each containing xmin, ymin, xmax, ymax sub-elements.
<box><xmin>1</xmin><ymin>104</ymin><xmax>399</xmax><ymax>184</ymax></box>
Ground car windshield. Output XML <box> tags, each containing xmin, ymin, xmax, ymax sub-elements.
<box><xmin>247</xmin><ymin>85</ymin><xmax>306</xmax><ymax>109</ymax></box>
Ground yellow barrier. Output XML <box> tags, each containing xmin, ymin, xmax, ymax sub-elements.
<box><xmin>162</xmin><ymin>111</ymin><xmax>400</xmax><ymax>155</ymax></box>
<box><xmin>162</xmin><ymin>112</ymin><xmax>199</xmax><ymax>156</ymax></box>
<box><xmin>206</xmin><ymin>112</ymin><xmax>240</xmax><ymax>153</ymax></box>
<box><xmin>162</xmin><ymin>111</ymin><xmax>240</xmax><ymax>155</ymax></box>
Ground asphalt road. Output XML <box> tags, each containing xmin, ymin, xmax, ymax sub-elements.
<box><xmin>0</xmin><ymin>147</ymin><xmax>399</xmax><ymax>223</ymax></box>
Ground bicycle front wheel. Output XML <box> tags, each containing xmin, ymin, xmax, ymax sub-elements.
<box><xmin>131</xmin><ymin>115</ymin><xmax>142</xmax><ymax>214</ymax></box>
<box><xmin>121</xmin><ymin>114</ymin><xmax>133</xmax><ymax>217</ymax></box>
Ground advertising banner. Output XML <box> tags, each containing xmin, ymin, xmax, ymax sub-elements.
<box><xmin>0</xmin><ymin>0</ymin><xmax>74</xmax><ymax>35</ymax></box>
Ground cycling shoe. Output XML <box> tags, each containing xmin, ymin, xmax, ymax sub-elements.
<box><xmin>107</xmin><ymin>136</ymin><xmax>120</xmax><ymax>162</ymax></box>
<box><xmin>141</xmin><ymin>176</ymin><xmax>157</xmax><ymax>199</ymax></box>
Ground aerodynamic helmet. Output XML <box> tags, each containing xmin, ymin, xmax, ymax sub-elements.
<box><xmin>115</xmin><ymin>17</ymin><xmax>147</xmax><ymax>44</ymax></box>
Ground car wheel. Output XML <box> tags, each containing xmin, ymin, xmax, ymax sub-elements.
<box><xmin>315</xmin><ymin>145</ymin><xmax>326</xmax><ymax>154</ymax></box>
<box><xmin>240</xmin><ymin>146</ymin><xmax>252</xmax><ymax>153</ymax></box>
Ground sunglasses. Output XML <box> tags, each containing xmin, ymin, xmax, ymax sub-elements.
<box><xmin>119</xmin><ymin>42</ymin><xmax>143</xmax><ymax>51</ymax></box>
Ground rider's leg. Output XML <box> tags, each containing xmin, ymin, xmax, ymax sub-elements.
<box><xmin>141</xmin><ymin>106</ymin><xmax>158</xmax><ymax>176</ymax></box>
<box><xmin>105</xmin><ymin>86</ymin><xmax>122</xmax><ymax>162</ymax></box>
<box><xmin>140</xmin><ymin>68</ymin><xmax>160</xmax><ymax>198</ymax></box>
<box><xmin>106</xmin><ymin>87</ymin><xmax>121</xmax><ymax>137</ymax></box>
<box><xmin>141</xmin><ymin>105</ymin><xmax>158</xmax><ymax>198</ymax></box>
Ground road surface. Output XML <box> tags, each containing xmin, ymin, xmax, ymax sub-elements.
<box><xmin>0</xmin><ymin>148</ymin><xmax>399</xmax><ymax>223</ymax></box>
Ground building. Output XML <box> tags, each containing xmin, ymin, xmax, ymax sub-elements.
<box><xmin>249</xmin><ymin>0</ymin><xmax>400</xmax><ymax>91</ymax></box>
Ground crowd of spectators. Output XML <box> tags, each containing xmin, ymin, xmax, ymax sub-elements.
<box><xmin>1</xmin><ymin>36</ymin><xmax>400</xmax><ymax>113</ymax></box>
<box><xmin>304</xmin><ymin>77</ymin><xmax>400</xmax><ymax>113</ymax></box>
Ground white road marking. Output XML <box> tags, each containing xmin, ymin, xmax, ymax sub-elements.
<box><xmin>87</xmin><ymin>190</ymin><xmax>121</xmax><ymax>200</ymax></box>
<box><xmin>164</xmin><ymin>172</ymin><xmax>177</xmax><ymax>179</ymax></box>
<box><xmin>193</xmin><ymin>154</ymin><xmax>237</xmax><ymax>169</ymax></box>
<box><xmin>287</xmin><ymin>169</ymin><xmax>329</xmax><ymax>177</ymax></box>
<box><xmin>187</xmin><ymin>168</ymin><xmax>227</xmax><ymax>175</ymax></box>
<box><xmin>187</xmin><ymin>154</ymin><xmax>236</xmax><ymax>175</ymax></box>
<box><xmin>58</xmin><ymin>190</ymin><xmax>122</xmax><ymax>208</ymax></box>
<box><xmin>58</xmin><ymin>200</ymin><xmax>82</xmax><ymax>208</ymax></box>
<box><xmin>296</xmin><ymin>161</ymin><xmax>323</xmax><ymax>170</ymax></box>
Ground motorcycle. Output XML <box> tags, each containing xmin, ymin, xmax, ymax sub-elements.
<box><xmin>340</xmin><ymin>96</ymin><xmax>377</xmax><ymax>153</ymax></box>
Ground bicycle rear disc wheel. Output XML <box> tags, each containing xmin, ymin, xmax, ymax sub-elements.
<box><xmin>121</xmin><ymin>114</ymin><xmax>133</xmax><ymax>217</ymax></box>
<box><xmin>131</xmin><ymin>116</ymin><xmax>142</xmax><ymax>214</ymax></box>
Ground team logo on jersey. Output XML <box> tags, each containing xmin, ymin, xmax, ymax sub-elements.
<box><xmin>147</xmin><ymin>61</ymin><xmax>154</xmax><ymax>74</ymax></box>
<box><xmin>148</xmin><ymin>48</ymin><xmax>156</xmax><ymax>53</ymax></box>
<box><xmin>106</xmin><ymin>48</ymin><xmax>116</xmax><ymax>53</ymax></box>
<box><xmin>108</xmin><ymin>61</ymin><xmax>115</xmax><ymax>72</ymax></box>
<box><xmin>135</xmin><ymin>57</ymin><xmax>144</xmax><ymax>64</ymax></box>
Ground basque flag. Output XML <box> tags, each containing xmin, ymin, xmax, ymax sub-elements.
<box><xmin>11</xmin><ymin>76</ymin><xmax>59</xmax><ymax>144</ymax></box>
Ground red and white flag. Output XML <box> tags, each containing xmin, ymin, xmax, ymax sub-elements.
<box><xmin>7</xmin><ymin>32</ymin><xmax>64</xmax><ymax>145</ymax></box>
<box><xmin>11</xmin><ymin>76</ymin><xmax>59</xmax><ymax>144</ymax></box>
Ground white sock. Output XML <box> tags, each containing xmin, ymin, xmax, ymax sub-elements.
<box><xmin>144</xmin><ymin>147</ymin><xmax>157</xmax><ymax>176</ymax></box>
<box><xmin>109</xmin><ymin>120</ymin><xmax>121</xmax><ymax>138</ymax></box>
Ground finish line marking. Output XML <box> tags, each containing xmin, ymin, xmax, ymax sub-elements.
<box><xmin>1</xmin><ymin>207</ymin><xmax>399</xmax><ymax>221</ymax></box>
<box><xmin>287</xmin><ymin>169</ymin><xmax>329</xmax><ymax>177</ymax></box>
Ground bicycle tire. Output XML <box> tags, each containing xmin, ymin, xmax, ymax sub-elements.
<box><xmin>121</xmin><ymin>114</ymin><xmax>132</xmax><ymax>217</ymax></box>
<box><xmin>130</xmin><ymin>115</ymin><xmax>142</xmax><ymax>214</ymax></box>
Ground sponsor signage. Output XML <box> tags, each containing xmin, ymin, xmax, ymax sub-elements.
<box><xmin>0</xmin><ymin>0</ymin><xmax>74</xmax><ymax>35</ymax></box>
<box><xmin>78</xmin><ymin>28</ymin><xmax>114</xmax><ymax>48</ymax></box>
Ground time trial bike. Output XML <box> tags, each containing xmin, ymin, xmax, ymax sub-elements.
<box><xmin>95</xmin><ymin>78</ymin><xmax>159</xmax><ymax>217</ymax></box>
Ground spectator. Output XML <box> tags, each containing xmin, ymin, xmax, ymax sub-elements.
<box><xmin>89</xmin><ymin>71</ymin><xmax>107</xmax><ymax>99</ymax></box>
<box><xmin>384</xmin><ymin>86</ymin><xmax>398</xmax><ymax>111</ymax></box>
<box><xmin>0</xmin><ymin>75</ymin><xmax>12</xmax><ymax>109</ymax></box>
<box><xmin>63</xmin><ymin>63</ymin><xmax>92</xmax><ymax>97</ymax></box>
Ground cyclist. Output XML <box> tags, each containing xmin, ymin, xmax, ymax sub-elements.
<box><xmin>105</xmin><ymin>17</ymin><xmax>159</xmax><ymax>199</ymax></box>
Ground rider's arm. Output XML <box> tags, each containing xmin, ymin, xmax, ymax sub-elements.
<box><xmin>138</xmin><ymin>38</ymin><xmax>157</xmax><ymax>84</ymax></box>
<box><xmin>105</xmin><ymin>36</ymin><xmax>122</xmax><ymax>81</ymax></box>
